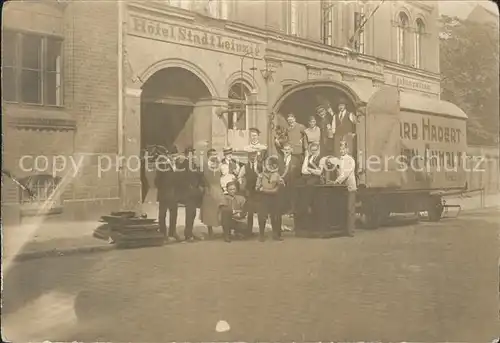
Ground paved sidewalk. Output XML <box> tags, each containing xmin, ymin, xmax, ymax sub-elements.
<box><xmin>443</xmin><ymin>191</ymin><xmax>500</xmax><ymax>211</ymax></box>
<box><xmin>3</xmin><ymin>192</ymin><xmax>498</xmax><ymax>263</ymax></box>
<box><xmin>2</xmin><ymin>206</ymin><xmax>207</xmax><ymax>263</ymax></box>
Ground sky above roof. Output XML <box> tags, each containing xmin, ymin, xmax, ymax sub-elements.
<box><xmin>438</xmin><ymin>1</ymin><xmax>499</xmax><ymax>18</ymax></box>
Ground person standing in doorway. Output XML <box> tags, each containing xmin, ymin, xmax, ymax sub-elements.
<box><xmin>200</xmin><ymin>148</ymin><xmax>223</xmax><ymax>238</ymax></box>
<box><xmin>155</xmin><ymin>145</ymin><xmax>181</xmax><ymax>242</ymax></box>
<box><xmin>304</xmin><ymin>115</ymin><xmax>321</xmax><ymax>148</ymax></box>
<box><xmin>331</xmin><ymin>98</ymin><xmax>358</xmax><ymax>157</ymax></box>
<box><xmin>316</xmin><ymin>104</ymin><xmax>335</xmax><ymax>157</ymax></box>
<box><xmin>275</xmin><ymin>113</ymin><xmax>306</xmax><ymax>158</ymax></box>
<box><xmin>331</xmin><ymin>141</ymin><xmax>357</xmax><ymax>237</ymax></box>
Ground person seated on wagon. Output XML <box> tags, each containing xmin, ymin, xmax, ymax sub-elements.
<box><xmin>301</xmin><ymin>142</ymin><xmax>327</xmax><ymax>185</ymax></box>
<box><xmin>219</xmin><ymin>181</ymin><xmax>248</xmax><ymax>242</ymax></box>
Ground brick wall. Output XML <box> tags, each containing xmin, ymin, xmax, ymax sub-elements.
<box><xmin>2</xmin><ymin>1</ymin><xmax>120</xmax><ymax>221</ymax></box>
<box><xmin>63</xmin><ymin>1</ymin><xmax>120</xmax><ymax>201</ymax></box>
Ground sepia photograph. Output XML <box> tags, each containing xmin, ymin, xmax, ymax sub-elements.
<box><xmin>1</xmin><ymin>0</ymin><xmax>499</xmax><ymax>341</ymax></box>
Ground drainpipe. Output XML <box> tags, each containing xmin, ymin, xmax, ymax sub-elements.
<box><xmin>117</xmin><ymin>0</ymin><xmax>124</xmax><ymax>197</ymax></box>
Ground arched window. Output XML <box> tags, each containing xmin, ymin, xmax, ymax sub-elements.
<box><xmin>415</xmin><ymin>19</ymin><xmax>425</xmax><ymax>68</ymax></box>
<box><xmin>228</xmin><ymin>82</ymin><xmax>250</xmax><ymax>131</ymax></box>
<box><xmin>396</xmin><ymin>12</ymin><xmax>409</xmax><ymax>65</ymax></box>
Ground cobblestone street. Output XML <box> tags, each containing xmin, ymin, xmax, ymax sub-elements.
<box><xmin>3</xmin><ymin>208</ymin><xmax>500</xmax><ymax>342</ymax></box>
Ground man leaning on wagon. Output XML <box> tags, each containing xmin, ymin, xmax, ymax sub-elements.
<box><xmin>330</xmin><ymin>141</ymin><xmax>357</xmax><ymax>237</ymax></box>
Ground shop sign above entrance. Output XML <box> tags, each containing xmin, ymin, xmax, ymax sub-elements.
<box><xmin>130</xmin><ymin>15</ymin><xmax>262</xmax><ymax>58</ymax></box>
<box><xmin>384</xmin><ymin>72</ymin><xmax>439</xmax><ymax>95</ymax></box>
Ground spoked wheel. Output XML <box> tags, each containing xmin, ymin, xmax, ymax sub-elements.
<box><xmin>427</xmin><ymin>196</ymin><xmax>444</xmax><ymax>222</ymax></box>
<box><xmin>361</xmin><ymin>199</ymin><xmax>381</xmax><ymax>230</ymax></box>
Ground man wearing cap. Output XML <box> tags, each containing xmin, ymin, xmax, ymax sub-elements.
<box><xmin>156</xmin><ymin>145</ymin><xmax>181</xmax><ymax>242</ymax></box>
<box><xmin>331</xmin><ymin>98</ymin><xmax>359</xmax><ymax>157</ymax></box>
<box><xmin>221</xmin><ymin>147</ymin><xmax>241</xmax><ymax>177</ymax></box>
<box><xmin>277</xmin><ymin>142</ymin><xmax>301</xmax><ymax>216</ymax></box>
<box><xmin>331</xmin><ymin>142</ymin><xmax>357</xmax><ymax>237</ymax></box>
<box><xmin>245</xmin><ymin>127</ymin><xmax>268</xmax><ymax>165</ymax></box>
<box><xmin>316</xmin><ymin>104</ymin><xmax>335</xmax><ymax>156</ymax></box>
<box><xmin>238</xmin><ymin>149</ymin><xmax>263</xmax><ymax>237</ymax></box>
<box><xmin>275</xmin><ymin>113</ymin><xmax>306</xmax><ymax>158</ymax></box>
<box><xmin>174</xmin><ymin>146</ymin><xmax>205</xmax><ymax>242</ymax></box>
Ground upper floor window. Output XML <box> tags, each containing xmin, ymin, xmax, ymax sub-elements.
<box><xmin>206</xmin><ymin>0</ymin><xmax>229</xmax><ymax>19</ymax></box>
<box><xmin>353</xmin><ymin>8</ymin><xmax>366</xmax><ymax>53</ymax></box>
<box><xmin>168</xmin><ymin>0</ymin><xmax>190</xmax><ymax>10</ymax></box>
<box><xmin>321</xmin><ymin>0</ymin><xmax>334</xmax><ymax>45</ymax></box>
<box><xmin>285</xmin><ymin>0</ymin><xmax>299</xmax><ymax>36</ymax></box>
<box><xmin>415</xmin><ymin>19</ymin><xmax>425</xmax><ymax>68</ymax></box>
<box><xmin>396</xmin><ymin>12</ymin><xmax>409</xmax><ymax>65</ymax></box>
<box><xmin>2</xmin><ymin>30</ymin><xmax>63</xmax><ymax>106</ymax></box>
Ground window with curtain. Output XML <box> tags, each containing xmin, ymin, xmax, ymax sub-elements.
<box><xmin>321</xmin><ymin>0</ymin><xmax>334</xmax><ymax>45</ymax></box>
<box><xmin>415</xmin><ymin>19</ymin><xmax>425</xmax><ymax>68</ymax></box>
<box><xmin>285</xmin><ymin>0</ymin><xmax>299</xmax><ymax>36</ymax></box>
<box><xmin>2</xmin><ymin>30</ymin><xmax>63</xmax><ymax>106</ymax></box>
<box><xmin>396</xmin><ymin>12</ymin><xmax>409</xmax><ymax>65</ymax></box>
<box><xmin>228</xmin><ymin>83</ymin><xmax>249</xmax><ymax>131</ymax></box>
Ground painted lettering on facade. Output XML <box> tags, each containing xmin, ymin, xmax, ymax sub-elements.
<box><xmin>130</xmin><ymin>16</ymin><xmax>262</xmax><ymax>57</ymax></box>
<box><xmin>385</xmin><ymin>73</ymin><xmax>438</xmax><ymax>94</ymax></box>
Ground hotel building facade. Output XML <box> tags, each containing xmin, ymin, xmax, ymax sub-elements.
<box><xmin>2</xmin><ymin>0</ymin><xmax>449</xmax><ymax>224</ymax></box>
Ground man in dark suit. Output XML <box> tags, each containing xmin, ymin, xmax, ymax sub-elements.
<box><xmin>175</xmin><ymin>146</ymin><xmax>204</xmax><ymax>242</ymax></box>
<box><xmin>238</xmin><ymin>150</ymin><xmax>262</xmax><ymax>237</ymax></box>
<box><xmin>316</xmin><ymin>104</ymin><xmax>335</xmax><ymax>157</ymax></box>
<box><xmin>155</xmin><ymin>146</ymin><xmax>181</xmax><ymax>242</ymax></box>
<box><xmin>277</xmin><ymin>142</ymin><xmax>301</xmax><ymax>216</ymax></box>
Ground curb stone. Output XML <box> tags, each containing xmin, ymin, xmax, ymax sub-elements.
<box><xmin>12</xmin><ymin>244</ymin><xmax>116</xmax><ymax>263</ymax></box>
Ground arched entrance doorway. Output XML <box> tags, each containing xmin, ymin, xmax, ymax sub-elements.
<box><xmin>140</xmin><ymin>67</ymin><xmax>212</xmax><ymax>152</ymax></box>
<box><xmin>273</xmin><ymin>81</ymin><xmax>360</xmax><ymax>157</ymax></box>
<box><xmin>140</xmin><ymin>67</ymin><xmax>212</xmax><ymax>204</ymax></box>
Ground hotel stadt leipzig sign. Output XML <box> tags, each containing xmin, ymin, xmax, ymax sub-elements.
<box><xmin>129</xmin><ymin>15</ymin><xmax>263</xmax><ymax>58</ymax></box>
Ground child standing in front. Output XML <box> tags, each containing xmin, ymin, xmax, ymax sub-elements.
<box><xmin>255</xmin><ymin>158</ymin><xmax>284</xmax><ymax>241</ymax></box>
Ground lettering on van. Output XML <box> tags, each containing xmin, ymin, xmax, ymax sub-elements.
<box><xmin>400</xmin><ymin>118</ymin><xmax>462</xmax><ymax>144</ymax></box>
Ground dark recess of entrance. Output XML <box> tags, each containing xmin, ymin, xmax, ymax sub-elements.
<box><xmin>277</xmin><ymin>87</ymin><xmax>355</xmax><ymax>127</ymax></box>
<box><xmin>140</xmin><ymin>67</ymin><xmax>211</xmax><ymax>202</ymax></box>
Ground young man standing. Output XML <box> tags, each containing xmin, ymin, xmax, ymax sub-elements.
<box><xmin>331</xmin><ymin>98</ymin><xmax>359</xmax><ymax>157</ymax></box>
<box><xmin>332</xmin><ymin>142</ymin><xmax>357</xmax><ymax>237</ymax></box>
<box><xmin>237</xmin><ymin>150</ymin><xmax>262</xmax><ymax>237</ymax></box>
<box><xmin>275</xmin><ymin>113</ymin><xmax>306</xmax><ymax>158</ymax></box>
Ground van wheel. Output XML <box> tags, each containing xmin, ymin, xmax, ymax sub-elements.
<box><xmin>362</xmin><ymin>200</ymin><xmax>380</xmax><ymax>230</ymax></box>
<box><xmin>427</xmin><ymin>197</ymin><xmax>444</xmax><ymax>222</ymax></box>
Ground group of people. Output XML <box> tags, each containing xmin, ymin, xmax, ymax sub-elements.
<box><xmin>153</xmin><ymin>97</ymin><xmax>359</xmax><ymax>243</ymax></box>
